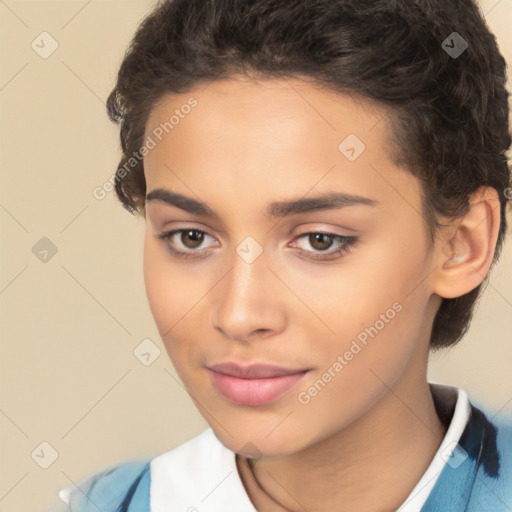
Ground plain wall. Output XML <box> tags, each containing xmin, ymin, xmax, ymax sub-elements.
<box><xmin>0</xmin><ymin>1</ymin><xmax>511</xmax><ymax>511</ymax></box>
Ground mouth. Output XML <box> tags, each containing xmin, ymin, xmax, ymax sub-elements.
<box><xmin>207</xmin><ymin>362</ymin><xmax>311</xmax><ymax>406</ymax></box>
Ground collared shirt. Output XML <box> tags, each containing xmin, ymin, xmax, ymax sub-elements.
<box><xmin>53</xmin><ymin>384</ymin><xmax>512</xmax><ymax>512</ymax></box>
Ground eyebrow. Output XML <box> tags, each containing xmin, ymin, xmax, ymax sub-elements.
<box><xmin>145</xmin><ymin>188</ymin><xmax>378</xmax><ymax>218</ymax></box>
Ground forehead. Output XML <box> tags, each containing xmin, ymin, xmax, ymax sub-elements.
<box><xmin>142</xmin><ymin>76</ymin><xmax>421</xmax><ymax>220</ymax></box>
<box><xmin>145</xmin><ymin>75</ymin><xmax>389</xmax><ymax>145</ymax></box>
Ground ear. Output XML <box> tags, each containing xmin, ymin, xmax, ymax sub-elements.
<box><xmin>432</xmin><ymin>186</ymin><xmax>501</xmax><ymax>299</ymax></box>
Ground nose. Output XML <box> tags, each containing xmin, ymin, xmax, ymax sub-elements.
<box><xmin>211</xmin><ymin>248</ymin><xmax>287</xmax><ymax>343</ymax></box>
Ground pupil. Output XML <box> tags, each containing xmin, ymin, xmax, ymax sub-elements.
<box><xmin>183</xmin><ymin>230</ymin><xmax>204</xmax><ymax>248</ymax></box>
<box><xmin>310</xmin><ymin>233</ymin><xmax>332</xmax><ymax>250</ymax></box>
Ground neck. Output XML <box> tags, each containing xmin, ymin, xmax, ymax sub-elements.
<box><xmin>244</xmin><ymin>376</ymin><xmax>446</xmax><ymax>512</ymax></box>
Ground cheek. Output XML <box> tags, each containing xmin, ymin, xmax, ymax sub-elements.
<box><xmin>294</xmin><ymin>296</ymin><xmax>429</xmax><ymax>438</ymax></box>
<box><xmin>143</xmin><ymin>238</ymin><xmax>169</xmax><ymax>327</ymax></box>
<box><xmin>307</xmin><ymin>237</ymin><xmax>432</xmax><ymax>373</ymax></box>
<box><xmin>142</xmin><ymin>238</ymin><xmax>199</xmax><ymax>380</ymax></box>
<box><xmin>292</xmin><ymin>247</ymin><xmax>422</xmax><ymax>340</ymax></box>
<box><xmin>142</xmin><ymin>235</ymin><xmax>222</xmax><ymax>376</ymax></box>
<box><xmin>142</xmin><ymin>236</ymin><xmax>195</xmax><ymax>335</ymax></box>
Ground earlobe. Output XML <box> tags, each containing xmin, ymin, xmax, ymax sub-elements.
<box><xmin>432</xmin><ymin>186</ymin><xmax>501</xmax><ymax>299</ymax></box>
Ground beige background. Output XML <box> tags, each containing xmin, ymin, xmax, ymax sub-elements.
<box><xmin>0</xmin><ymin>1</ymin><xmax>511</xmax><ymax>511</ymax></box>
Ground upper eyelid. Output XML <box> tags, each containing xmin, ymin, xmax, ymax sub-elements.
<box><xmin>159</xmin><ymin>222</ymin><xmax>354</xmax><ymax>237</ymax></box>
<box><xmin>161</xmin><ymin>228</ymin><xmax>217</xmax><ymax>245</ymax></box>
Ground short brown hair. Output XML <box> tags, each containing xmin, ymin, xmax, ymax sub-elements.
<box><xmin>106</xmin><ymin>0</ymin><xmax>511</xmax><ymax>349</ymax></box>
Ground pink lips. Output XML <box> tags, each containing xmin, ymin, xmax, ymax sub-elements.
<box><xmin>208</xmin><ymin>362</ymin><xmax>310</xmax><ymax>406</ymax></box>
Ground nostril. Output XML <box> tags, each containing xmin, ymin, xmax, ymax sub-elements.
<box><xmin>246</xmin><ymin>329</ymin><xmax>271</xmax><ymax>341</ymax></box>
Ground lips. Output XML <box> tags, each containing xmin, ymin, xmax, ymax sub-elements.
<box><xmin>207</xmin><ymin>362</ymin><xmax>310</xmax><ymax>406</ymax></box>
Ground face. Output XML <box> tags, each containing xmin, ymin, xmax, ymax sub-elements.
<box><xmin>142</xmin><ymin>76</ymin><xmax>440</xmax><ymax>457</ymax></box>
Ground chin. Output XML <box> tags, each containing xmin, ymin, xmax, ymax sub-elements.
<box><xmin>209</xmin><ymin>421</ymin><xmax>311</xmax><ymax>459</ymax></box>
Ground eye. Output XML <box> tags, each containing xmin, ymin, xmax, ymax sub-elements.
<box><xmin>291</xmin><ymin>232</ymin><xmax>358</xmax><ymax>261</ymax></box>
<box><xmin>156</xmin><ymin>228</ymin><xmax>217</xmax><ymax>259</ymax></box>
<box><xmin>155</xmin><ymin>228</ymin><xmax>358</xmax><ymax>262</ymax></box>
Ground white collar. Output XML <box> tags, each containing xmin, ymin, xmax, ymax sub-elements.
<box><xmin>150</xmin><ymin>384</ymin><xmax>470</xmax><ymax>512</ymax></box>
<box><xmin>397</xmin><ymin>384</ymin><xmax>471</xmax><ymax>511</ymax></box>
<box><xmin>150</xmin><ymin>428</ymin><xmax>257</xmax><ymax>512</ymax></box>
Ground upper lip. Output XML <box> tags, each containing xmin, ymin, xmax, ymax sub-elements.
<box><xmin>208</xmin><ymin>362</ymin><xmax>310</xmax><ymax>379</ymax></box>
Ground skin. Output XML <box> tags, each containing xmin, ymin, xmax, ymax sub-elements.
<box><xmin>141</xmin><ymin>76</ymin><xmax>500</xmax><ymax>511</ymax></box>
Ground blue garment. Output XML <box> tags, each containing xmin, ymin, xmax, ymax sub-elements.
<box><xmin>421</xmin><ymin>390</ymin><xmax>512</xmax><ymax>511</ymax></box>
<box><xmin>56</xmin><ymin>390</ymin><xmax>512</xmax><ymax>512</ymax></box>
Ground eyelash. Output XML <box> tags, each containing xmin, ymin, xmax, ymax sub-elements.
<box><xmin>155</xmin><ymin>229</ymin><xmax>358</xmax><ymax>261</ymax></box>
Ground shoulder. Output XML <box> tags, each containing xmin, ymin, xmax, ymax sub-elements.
<box><xmin>55</xmin><ymin>429</ymin><xmax>221</xmax><ymax>512</ymax></box>
<box><xmin>57</xmin><ymin>459</ymin><xmax>151</xmax><ymax>512</ymax></box>
<box><xmin>467</xmin><ymin>402</ymin><xmax>512</xmax><ymax>510</ymax></box>
<box><xmin>468</xmin><ymin>398</ymin><xmax>512</xmax><ymax>470</ymax></box>
<box><xmin>423</xmin><ymin>392</ymin><xmax>512</xmax><ymax>511</ymax></box>
<box><xmin>483</xmin><ymin>409</ymin><xmax>512</xmax><ymax>481</ymax></box>
<box><xmin>491</xmin><ymin>410</ymin><xmax>512</xmax><ymax>465</ymax></box>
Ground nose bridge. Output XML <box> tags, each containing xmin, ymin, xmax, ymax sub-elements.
<box><xmin>213</xmin><ymin>242</ymin><xmax>284</xmax><ymax>341</ymax></box>
<box><xmin>222</xmin><ymin>245</ymin><xmax>268</xmax><ymax>315</ymax></box>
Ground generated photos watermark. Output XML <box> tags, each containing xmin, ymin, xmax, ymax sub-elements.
<box><xmin>298</xmin><ymin>301</ymin><xmax>403</xmax><ymax>405</ymax></box>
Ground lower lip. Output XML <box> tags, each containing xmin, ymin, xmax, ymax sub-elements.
<box><xmin>208</xmin><ymin>370</ymin><xmax>309</xmax><ymax>406</ymax></box>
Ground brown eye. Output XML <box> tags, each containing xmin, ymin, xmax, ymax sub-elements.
<box><xmin>181</xmin><ymin>230</ymin><xmax>205</xmax><ymax>249</ymax></box>
<box><xmin>292</xmin><ymin>232</ymin><xmax>358</xmax><ymax>261</ymax></box>
<box><xmin>156</xmin><ymin>228</ymin><xmax>218</xmax><ymax>259</ymax></box>
<box><xmin>308</xmin><ymin>233</ymin><xmax>334</xmax><ymax>251</ymax></box>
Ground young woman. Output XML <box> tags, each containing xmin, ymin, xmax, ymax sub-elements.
<box><xmin>52</xmin><ymin>0</ymin><xmax>511</xmax><ymax>510</ymax></box>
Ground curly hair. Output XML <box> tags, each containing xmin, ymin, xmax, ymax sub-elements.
<box><xmin>106</xmin><ymin>0</ymin><xmax>511</xmax><ymax>350</ymax></box>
